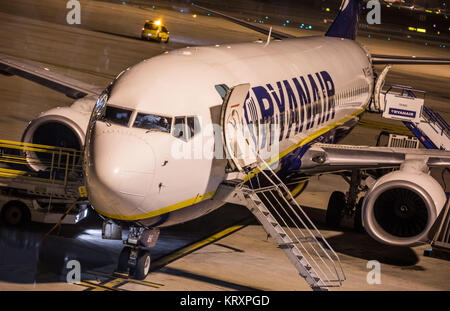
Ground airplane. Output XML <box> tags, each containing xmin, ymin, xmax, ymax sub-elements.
<box><xmin>1</xmin><ymin>0</ymin><xmax>450</xmax><ymax>286</ymax></box>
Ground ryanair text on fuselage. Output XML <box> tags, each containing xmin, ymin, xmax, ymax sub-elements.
<box><xmin>243</xmin><ymin>71</ymin><xmax>336</xmax><ymax>151</ymax></box>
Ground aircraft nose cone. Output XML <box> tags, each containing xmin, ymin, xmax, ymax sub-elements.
<box><xmin>85</xmin><ymin>130</ymin><xmax>155</xmax><ymax>218</ymax></box>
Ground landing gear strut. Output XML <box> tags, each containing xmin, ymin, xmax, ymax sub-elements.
<box><xmin>325</xmin><ymin>170</ymin><xmax>367</xmax><ymax>232</ymax></box>
<box><xmin>117</xmin><ymin>226</ymin><xmax>159</xmax><ymax>280</ymax></box>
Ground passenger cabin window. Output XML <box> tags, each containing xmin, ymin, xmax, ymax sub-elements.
<box><xmin>133</xmin><ymin>113</ymin><xmax>172</xmax><ymax>133</ymax></box>
<box><xmin>103</xmin><ymin>106</ymin><xmax>132</xmax><ymax>126</ymax></box>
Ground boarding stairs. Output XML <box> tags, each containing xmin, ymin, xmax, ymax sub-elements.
<box><xmin>220</xmin><ymin>84</ymin><xmax>345</xmax><ymax>291</ymax></box>
<box><xmin>238</xmin><ymin>158</ymin><xmax>346</xmax><ymax>290</ymax></box>
<box><xmin>430</xmin><ymin>196</ymin><xmax>450</xmax><ymax>253</ymax></box>
<box><xmin>380</xmin><ymin>85</ymin><xmax>450</xmax><ymax>150</ymax></box>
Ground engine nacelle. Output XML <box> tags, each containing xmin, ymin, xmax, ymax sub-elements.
<box><xmin>21</xmin><ymin>96</ymin><xmax>96</xmax><ymax>171</ymax></box>
<box><xmin>362</xmin><ymin>167</ymin><xmax>446</xmax><ymax>247</ymax></box>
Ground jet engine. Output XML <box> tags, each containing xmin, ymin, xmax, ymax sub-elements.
<box><xmin>362</xmin><ymin>166</ymin><xmax>447</xmax><ymax>247</ymax></box>
<box><xmin>21</xmin><ymin>96</ymin><xmax>96</xmax><ymax>171</ymax></box>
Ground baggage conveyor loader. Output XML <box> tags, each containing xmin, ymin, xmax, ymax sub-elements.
<box><xmin>0</xmin><ymin>139</ymin><xmax>89</xmax><ymax>226</ymax></box>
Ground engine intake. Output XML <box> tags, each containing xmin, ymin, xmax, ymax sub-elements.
<box><xmin>362</xmin><ymin>169</ymin><xmax>446</xmax><ymax>247</ymax></box>
<box><xmin>21</xmin><ymin>97</ymin><xmax>95</xmax><ymax>171</ymax></box>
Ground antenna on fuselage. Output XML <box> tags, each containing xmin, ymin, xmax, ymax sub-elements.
<box><xmin>264</xmin><ymin>27</ymin><xmax>272</xmax><ymax>47</ymax></box>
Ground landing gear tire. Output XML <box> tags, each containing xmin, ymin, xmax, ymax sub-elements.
<box><xmin>354</xmin><ymin>197</ymin><xmax>365</xmax><ymax>233</ymax></box>
<box><xmin>134</xmin><ymin>250</ymin><xmax>151</xmax><ymax>280</ymax></box>
<box><xmin>117</xmin><ymin>246</ymin><xmax>132</xmax><ymax>273</ymax></box>
<box><xmin>326</xmin><ymin>191</ymin><xmax>346</xmax><ymax>228</ymax></box>
<box><xmin>1</xmin><ymin>201</ymin><xmax>30</xmax><ymax>227</ymax></box>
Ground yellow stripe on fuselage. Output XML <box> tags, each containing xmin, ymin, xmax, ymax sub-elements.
<box><xmin>95</xmin><ymin>107</ymin><xmax>366</xmax><ymax>221</ymax></box>
<box><xmin>95</xmin><ymin>190</ymin><xmax>216</xmax><ymax>221</ymax></box>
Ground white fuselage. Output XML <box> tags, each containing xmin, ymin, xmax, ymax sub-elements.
<box><xmin>84</xmin><ymin>36</ymin><xmax>374</xmax><ymax>226</ymax></box>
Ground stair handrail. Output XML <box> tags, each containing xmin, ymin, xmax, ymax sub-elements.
<box><xmin>247</xmin><ymin>155</ymin><xmax>346</xmax><ymax>285</ymax></box>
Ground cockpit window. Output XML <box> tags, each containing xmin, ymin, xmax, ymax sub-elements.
<box><xmin>187</xmin><ymin>117</ymin><xmax>200</xmax><ymax>138</ymax></box>
<box><xmin>173</xmin><ymin>116</ymin><xmax>201</xmax><ymax>141</ymax></box>
<box><xmin>173</xmin><ymin>117</ymin><xmax>187</xmax><ymax>140</ymax></box>
<box><xmin>103</xmin><ymin>106</ymin><xmax>132</xmax><ymax>126</ymax></box>
<box><xmin>133</xmin><ymin>113</ymin><xmax>171</xmax><ymax>132</ymax></box>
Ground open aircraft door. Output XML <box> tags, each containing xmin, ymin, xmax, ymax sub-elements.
<box><xmin>220</xmin><ymin>83</ymin><xmax>258</xmax><ymax>171</ymax></box>
<box><xmin>370</xmin><ymin>64</ymin><xmax>392</xmax><ymax>112</ymax></box>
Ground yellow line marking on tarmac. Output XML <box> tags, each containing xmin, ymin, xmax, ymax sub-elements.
<box><xmin>80</xmin><ymin>221</ymin><xmax>250</xmax><ymax>291</ymax></box>
<box><xmin>97</xmin><ymin>278</ymin><xmax>129</xmax><ymax>290</ymax></box>
<box><xmin>86</xmin><ymin>270</ymin><xmax>164</xmax><ymax>289</ymax></box>
<box><xmin>151</xmin><ymin>221</ymin><xmax>251</xmax><ymax>271</ymax></box>
<box><xmin>77</xmin><ymin>280</ymin><xmax>125</xmax><ymax>291</ymax></box>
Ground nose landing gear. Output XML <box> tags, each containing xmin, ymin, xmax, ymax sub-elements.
<box><xmin>116</xmin><ymin>226</ymin><xmax>159</xmax><ymax>280</ymax></box>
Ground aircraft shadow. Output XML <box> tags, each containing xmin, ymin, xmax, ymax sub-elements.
<box><xmin>299</xmin><ymin>205</ymin><xmax>420</xmax><ymax>267</ymax></box>
<box><xmin>158</xmin><ymin>266</ymin><xmax>260</xmax><ymax>291</ymax></box>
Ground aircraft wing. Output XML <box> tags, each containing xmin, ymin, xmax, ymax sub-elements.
<box><xmin>372</xmin><ymin>54</ymin><xmax>450</xmax><ymax>65</ymax></box>
<box><xmin>297</xmin><ymin>143</ymin><xmax>450</xmax><ymax>175</ymax></box>
<box><xmin>192</xmin><ymin>4</ymin><xmax>296</xmax><ymax>40</ymax></box>
<box><xmin>0</xmin><ymin>53</ymin><xmax>103</xmax><ymax>99</ymax></box>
